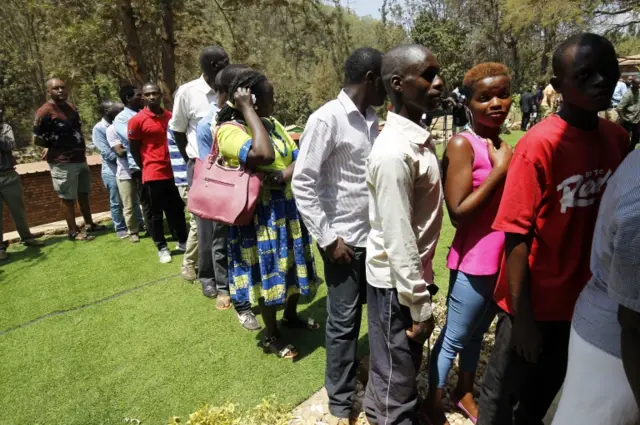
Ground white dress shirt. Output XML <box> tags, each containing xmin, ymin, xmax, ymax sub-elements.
<box><xmin>366</xmin><ymin>111</ymin><xmax>443</xmax><ymax>322</ymax></box>
<box><xmin>292</xmin><ymin>90</ymin><xmax>379</xmax><ymax>248</ymax></box>
<box><xmin>106</xmin><ymin>124</ymin><xmax>132</xmax><ymax>180</ymax></box>
<box><xmin>169</xmin><ymin>75</ymin><xmax>218</xmax><ymax>160</ymax></box>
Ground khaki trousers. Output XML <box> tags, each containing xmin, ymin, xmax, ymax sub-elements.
<box><xmin>116</xmin><ymin>178</ymin><xmax>140</xmax><ymax>235</ymax></box>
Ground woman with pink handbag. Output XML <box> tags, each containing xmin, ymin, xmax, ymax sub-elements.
<box><xmin>215</xmin><ymin>70</ymin><xmax>318</xmax><ymax>360</ymax></box>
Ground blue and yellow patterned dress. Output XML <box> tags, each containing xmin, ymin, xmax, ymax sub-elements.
<box><xmin>217</xmin><ymin>118</ymin><xmax>317</xmax><ymax>306</ymax></box>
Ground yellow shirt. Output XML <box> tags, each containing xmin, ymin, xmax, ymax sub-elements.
<box><xmin>216</xmin><ymin>118</ymin><xmax>298</xmax><ymax>172</ymax></box>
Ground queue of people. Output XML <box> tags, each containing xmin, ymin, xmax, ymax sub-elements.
<box><xmin>1</xmin><ymin>31</ymin><xmax>639</xmax><ymax>425</ymax></box>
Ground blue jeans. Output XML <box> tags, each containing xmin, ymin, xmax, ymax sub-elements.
<box><xmin>102</xmin><ymin>172</ymin><xmax>126</xmax><ymax>232</ymax></box>
<box><xmin>429</xmin><ymin>270</ymin><xmax>498</xmax><ymax>388</ymax></box>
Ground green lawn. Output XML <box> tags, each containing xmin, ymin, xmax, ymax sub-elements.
<box><xmin>0</xmin><ymin>131</ymin><xmax>523</xmax><ymax>425</ymax></box>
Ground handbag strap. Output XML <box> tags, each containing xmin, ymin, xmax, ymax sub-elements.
<box><xmin>211</xmin><ymin>120</ymin><xmax>249</xmax><ymax>164</ymax></box>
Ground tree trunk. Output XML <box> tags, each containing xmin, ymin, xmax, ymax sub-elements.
<box><xmin>159</xmin><ymin>0</ymin><xmax>177</xmax><ymax>110</ymax></box>
<box><xmin>117</xmin><ymin>0</ymin><xmax>147</xmax><ymax>85</ymax></box>
<box><xmin>539</xmin><ymin>27</ymin><xmax>556</xmax><ymax>77</ymax></box>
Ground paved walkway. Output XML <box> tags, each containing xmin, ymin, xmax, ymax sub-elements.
<box><xmin>4</xmin><ymin>212</ymin><xmax>112</xmax><ymax>243</ymax></box>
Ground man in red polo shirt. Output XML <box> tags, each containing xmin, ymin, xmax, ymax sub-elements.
<box><xmin>128</xmin><ymin>82</ymin><xmax>188</xmax><ymax>264</ymax></box>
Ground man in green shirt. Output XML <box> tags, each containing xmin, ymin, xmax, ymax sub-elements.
<box><xmin>616</xmin><ymin>76</ymin><xmax>640</xmax><ymax>153</ymax></box>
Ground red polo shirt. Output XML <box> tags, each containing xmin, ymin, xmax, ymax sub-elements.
<box><xmin>127</xmin><ymin>107</ymin><xmax>174</xmax><ymax>183</ymax></box>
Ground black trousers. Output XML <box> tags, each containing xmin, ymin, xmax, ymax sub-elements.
<box><xmin>323</xmin><ymin>246</ymin><xmax>367</xmax><ymax>418</ymax></box>
<box><xmin>622</xmin><ymin>121</ymin><xmax>640</xmax><ymax>153</ymax></box>
<box><xmin>364</xmin><ymin>285</ymin><xmax>423</xmax><ymax>425</ymax></box>
<box><xmin>144</xmin><ymin>178</ymin><xmax>187</xmax><ymax>251</ymax></box>
<box><xmin>477</xmin><ymin>313</ymin><xmax>570</xmax><ymax>425</ymax></box>
<box><xmin>131</xmin><ymin>170</ymin><xmax>152</xmax><ymax>235</ymax></box>
<box><xmin>521</xmin><ymin>112</ymin><xmax>531</xmax><ymax>131</ymax></box>
<box><xmin>620</xmin><ymin>305</ymin><xmax>640</xmax><ymax>409</ymax></box>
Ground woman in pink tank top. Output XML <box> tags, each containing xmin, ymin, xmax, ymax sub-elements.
<box><xmin>424</xmin><ymin>63</ymin><xmax>514</xmax><ymax>425</ymax></box>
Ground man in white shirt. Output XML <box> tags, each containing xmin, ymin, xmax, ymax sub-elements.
<box><xmin>169</xmin><ymin>46</ymin><xmax>228</xmax><ymax>282</ymax></box>
<box><xmin>292</xmin><ymin>47</ymin><xmax>386</xmax><ymax>425</ymax></box>
<box><xmin>363</xmin><ymin>44</ymin><xmax>444</xmax><ymax>425</ymax></box>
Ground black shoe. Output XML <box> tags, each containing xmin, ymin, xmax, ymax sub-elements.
<box><xmin>202</xmin><ymin>283</ymin><xmax>218</xmax><ymax>298</ymax></box>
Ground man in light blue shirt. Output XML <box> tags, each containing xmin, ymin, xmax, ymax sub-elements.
<box><xmin>613</xmin><ymin>78</ymin><xmax>629</xmax><ymax>107</ymax></box>
<box><xmin>113</xmin><ymin>84</ymin><xmax>151</xmax><ymax>233</ymax></box>
<box><xmin>92</xmin><ymin>100</ymin><xmax>126</xmax><ymax>237</ymax></box>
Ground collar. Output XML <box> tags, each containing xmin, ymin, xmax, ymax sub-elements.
<box><xmin>338</xmin><ymin>90</ymin><xmax>377</xmax><ymax>123</ymax></box>
<box><xmin>385</xmin><ymin>112</ymin><xmax>431</xmax><ymax>146</ymax></box>
<box><xmin>100</xmin><ymin>118</ymin><xmax>110</xmax><ymax>127</ymax></box>
<box><xmin>142</xmin><ymin>107</ymin><xmax>166</xmax><ymax>118</ymax></box>
<box><xmin>195</xmin><ymin>75</ymin><xmax>215</xmax><ymax>95</ymax></box>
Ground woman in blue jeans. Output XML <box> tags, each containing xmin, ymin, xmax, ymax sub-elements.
<box><xmin>424</xmin><ymin>63</ymin><xmax>513</xmax><ymax>425</ymax></box>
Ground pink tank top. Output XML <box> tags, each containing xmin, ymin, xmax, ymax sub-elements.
<box><xmin>446</xmin><ymin>131</ymin><xmax>505</xmax><ymax>276</ymax></box>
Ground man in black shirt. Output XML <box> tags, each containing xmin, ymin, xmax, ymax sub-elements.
<box><xmin>520</xmin><ymin>90</ymin><xmax>536</xmax><ymax>131</ymax></box>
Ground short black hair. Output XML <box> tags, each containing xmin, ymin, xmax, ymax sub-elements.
<box><xmin>98</xmin><ymin>100</ymin><xmax>113</xmax><ymax>116</ymax></box>
<box><xmin>382</xmin><ymin>44</ymin><xmax>433</xmax><ymax>102</ymax></box>
<box><xmin>344</xmin><ymin>47</ymin><xmax>384</xmax><ymax>85</ymax></box>
<box><xmin>119</xmin><ymin>84</ymin><xmax>137</xmax><ymax>103</ymax></box>
<box><xmin>200</xmin><ymin>46</ymin><xmax>229</xmax><ymax>78</ymax></box>
<box><xmin>552</xmin><ymin>33</ymin><xmax>616</xmax><ymax>78</ymax></box>
<box><xmin>142</xmin><ymin>82</ymin><xmax>161</xmax><ymax>92</ymax></box>
<box><xmin>215</xmin><ymin>64</ymin><xmax>251</xmax><ymax>93</ymax></box>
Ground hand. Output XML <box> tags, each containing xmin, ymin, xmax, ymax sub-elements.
<box><xmin>406</xmin><ymin>317</ymin><xmax>436</xmax><ymax>345</ymax></box>
<box><xmin>487</xmin><ymin>139</ymin><xmax>513</xmax><ymax>174</ymax></box>
<box><xmin>512</xmin><ymin>317</ymin><xmax>542</xmax><ymax>363</ymax></box>
<box><xmin>234</xmin><ymin>87</ymin><xmax>254</xmax><ymax>112</ymax></box>
<box><xmin>325</xmin><ymin>237</ymin><xmax>355</xmax><ymax>264</ymax></box>
<box><xmin>266</xmin><ymin>171</ymin><xmax>285</xmax><ymax>185</ymax></box>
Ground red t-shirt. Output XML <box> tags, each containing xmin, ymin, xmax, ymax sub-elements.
<box><xmin>492</xmin><ymin>115</ymin><xmax>628</xmax><ymax>321</ymax></box>
<box><xmin>127</xmin><ymin>108</ymin><xmax>174</xmax><ymax>183</ymax></box>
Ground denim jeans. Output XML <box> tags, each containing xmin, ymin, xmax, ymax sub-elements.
<box><xmin>429</xmin><ymin>270</ymin><xmax>498</xmax><ymax>388</ymax></box>
<box><xmin>101</xmin><ymin>172</ymin><xmax>126</xmax><ymax>232</ymax></box>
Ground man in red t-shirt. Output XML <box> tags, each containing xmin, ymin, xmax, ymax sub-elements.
<box><xmin>477</xmin><ymin>33</ymin><xmax>629</xmax><ymax>425</ymax></box>
<box><xmin>128</xmin><ymin>83</ymin><xmax>187</xmax><ymax>264</ymax></box>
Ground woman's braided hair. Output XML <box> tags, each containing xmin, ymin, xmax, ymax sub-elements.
<box><xmin>215</xmin><ymin>70</ymin><xmax>269</xmax><ymax>125</ymax></box>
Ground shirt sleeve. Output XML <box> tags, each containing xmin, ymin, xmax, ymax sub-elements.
<box><xmin>168</xmin><ymin>88</ymin><xmax>189</xmax><ymax>133</ymax></box>
<box><xmin>607</xmin><ymin>185</ymin><xmax>640</xmax><ymax>311</ymax></box>
<box><xmin>127</xmin><ymin>116</ymin><xmax>143</xmax><ymax>141</ymax></box>
<box><xmin>291</xmin><ymin>117</ymin><xmax>338</xmax><ymax>248</ymax></box>
<box><xmin>0</xmin><ymin>125</ymin><xmax>15</xmax><ymax>152</ymax></box>
<box><xmin>370</xmin><ymin>152</ymin><xmax>433</xmax><ymax>322</ymax></box>
<box><xmin>106</xmin><ymin>125</ymin><xmax>122</xmax><ymax>148</ymax></box>
<box><xmin>617</xmin><ymin>91</ymin><xmax>631</xmax><ymax>113</ymax></box>
<box><xmin>492</xmin><ymin>151</ymin><xmax>542</xmax><ymax>235</ymax></box>
<box><xmin>196</xmin><ymin>118</ymin><xmax>213</xmax><ymax>160</ymax></box>
<box><xmin>93</xmin><ymin>125</ymin><xmax>117</xmax><ymax>163</ymax></box>
<box><xmin>217</xmin><ymin>123</ymin><xmax>252</xmax><ymax>165</ymax></box>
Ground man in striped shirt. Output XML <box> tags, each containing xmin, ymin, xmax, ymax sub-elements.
<box><xmin>292</xmin><ymin>47</ymin><xmax>387</xmax><ymax>425</ymax></box>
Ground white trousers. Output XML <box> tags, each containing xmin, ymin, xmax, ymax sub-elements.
<box><xmin>551</xmin><ymin>327</ymin><xmax>640</xmax><ymax>425</ymax></box>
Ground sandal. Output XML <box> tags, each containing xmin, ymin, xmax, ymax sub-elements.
<box><xmin>68</xmin><ymin>231</ymin><xmax>96</xmax><ymax>241</ymax></box>
<box><xmin>281</xmin><ymin>315</ymin><xmax>320</xmax><ymax>331</ymax></box>
<box><xmin>216</xmin><ymin>294</ymin><xmax>232</xmax><ymax>311</ymax></box>
<box><xmin>85</xmin><ymin>224</ymin><xmax>107</xmax><ymax>232</ymax></box>
<box><xmin>262</xmin><ymin>336</ymin><xmax>298</xmax><ymax>359</ymax></box>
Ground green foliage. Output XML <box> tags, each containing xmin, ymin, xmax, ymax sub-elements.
<box><xmin>168</xmin><ymin>397</ymin><xmax>291</xmax><ymax>425</ymax></box>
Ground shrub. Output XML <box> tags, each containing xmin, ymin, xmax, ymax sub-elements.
<box><xmin>168</xmin><ymin>396</ymin><xmax>291</xmax><ymax>425</ymax></box>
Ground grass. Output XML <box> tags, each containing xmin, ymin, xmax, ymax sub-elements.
<box><xmin>0</xmin><ymin>131</ymin><xmax>523</xmax><ymax>425</ymax></box>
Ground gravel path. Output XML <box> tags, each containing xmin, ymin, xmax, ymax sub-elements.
<box><xmin>289</xmin><ymin>301</ymin><xmax>560</xmax><ymax>425</ymax></box>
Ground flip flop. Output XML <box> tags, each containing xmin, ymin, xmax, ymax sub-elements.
<box><xmin>450</xmin><ymin>394</ymin><xmax>478</xmax><ymax>424</ymax></box>
<box><xmin>216</xmin><ymin>295</ymin><xmax>232</xmax><ymax>311</ymax></box>
<box><xmin>261</xmin><ymin>337</ymin><xmax>298</xmax><ymax>360</ymax></box>
<box><xmin>281</xmin><ymin>316</ymin><xmax>320</xmax><ymax>331</ymax></box>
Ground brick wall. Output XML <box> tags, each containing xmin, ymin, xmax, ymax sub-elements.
<box><xmin>2</xmin><ymin>156</ymin><xmax>110</xmax><ymax>234</ymax></box>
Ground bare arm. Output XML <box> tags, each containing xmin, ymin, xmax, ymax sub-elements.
<box><xmin>234</xmin><ymin>88</ymin><xmax>274</xmax><ymax>167</ymax></box>
<box><xmin>111</xmin><ymin>144</ymin><xmax>127</xmax><ymax>158</ymax></box>
<box><xmin>129</xmin><ymin>139</ymin><xmax>142</xmax><ymax>169</ymax></box>
<box><xmin>443</xmin><ymin>136</ymin><xmax>511</xmax><ymax>225</ymax></box>
<box><xmin>173</xmin><ymin>131</ymin><xmax>189</xmax><ymax>163</ymax></box>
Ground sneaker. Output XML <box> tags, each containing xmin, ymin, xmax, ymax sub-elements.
<box><xmin>237</xmin><ymin>311</ymin><xmax>261</xmax><ymax>331</ymax></box>
<box><xmin>22</xmin><ymin>238</ymin><xmax>44</xmax><ymax>247</ymax></box>
<box><xmin>130</xmin><ymin>233</ymin><xmax>140</xmax><ymax>243</ymax></box>
<box><xmin>0</xmin><ymin>248</ymin><xmax>7</xmax><ymax>260</ymax></box>
<box><xmin>116</xmin><ymin>230</ymin><xmax>129</xmax><ymax>239</ymax></box>
<box><xmin>181</xmin><ymin>264</ymin><xmax>197</xmax><ymax>281</ymax></box>
<box><xmin>176</xmin><ymin>242</ymin><xmax>187</xmax><ymax>252</ymax></box>
<box><xmin>158</xmin><ymin>247</ymin><xmax>172</xmax><ymax>263</ymax></box>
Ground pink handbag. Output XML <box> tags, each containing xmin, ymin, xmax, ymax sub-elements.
<box><xmin>188</xmin><ymin>122</ymin><xmax>264</xmax><ymax>226</ymax></box>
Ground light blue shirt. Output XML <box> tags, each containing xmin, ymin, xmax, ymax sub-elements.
<box><xmin>196</xmin><ymin>103</ymin><xmax>219</xmax><ymax>161</ymax></box>
<box><xmin>612</xmin><ymin>80</ymin><xmax>628</xmax><ymax>107</ymax></box>
<box><xmin>92</xmin><ymin>118</ymin><xmax>118</xmax><ymax>176</ymax></box>
<box><xmin>113</xmin><ymin>107</ymin><xmax>140</xmax><ymax>172</ymax></box>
